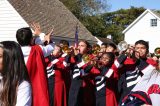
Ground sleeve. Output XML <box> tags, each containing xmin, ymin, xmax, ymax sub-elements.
<box><xmin>83</xmin><ymin>64</ymin><xmax>94</xmax><ymax>73</ymax></box>
<box><xmin>102</xmin><ymin>67</ymin><xmax>114</xmax><ymax>78</ymax></box>
<box><xmin>103</xmin><ymin>54</ymin><xmax>128</xmax><ymax>78</ymax></box>
<box><xmin>62</xmin><ymin>55</ymin><xmax>71</xmax><ymax>67</ymax></box>
<box><xmin>78</xmin><ymin>64</ymin><xmax>101</xmax><ymax>77</ymax></box>
<box><xmin>75</xmin><ymin>54</ymin><xmax>82</xmax><ymax>63</ymax></box>
<box><xmin>39</xmin><ymin>43</ymin><xmax>54</xmax><ymax>57</ymax></box>
<box><xmin>147</xmin><ymin>58</ymin><xmax>158</xmax><ymax>67</ymax></box>
<box><xmin>89</xmin><ymin>66</ymin><xmax>101</xmax><ymax>77</ymax></box>
<box><xmin>16</xmin><ymin>81</ymin><xmax>32</xmax><ymax>106</ymax></box>
<box><xmin>34</xmin><ymin>33</ymin><xmax>46</xmax><ymax>45</ymax></box>
<box><xmin>54</xmin><ymin>57</ymin><xmax>66</xmax><ymax>69</ymax></box>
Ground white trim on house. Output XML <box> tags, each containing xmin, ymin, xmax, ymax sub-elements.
<box><xmin>122</xmin><ymin>9</ymin><xmax>160</xmax><ymax>34</ymax></box>
<box><xmin>123</xmin><ymin>9</ymin><xmax>160</xmax><ymax>53</ymax></box>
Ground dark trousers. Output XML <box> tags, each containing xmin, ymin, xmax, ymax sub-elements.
<box><xmin>96</xmin><ymin>87</ymin><xmax>106</xmax><ymax>106</ymax></box>
<box><xmin>48</xmin><ymin>75</ymin><xmax>54</xmax><ymax>106</ymax></box>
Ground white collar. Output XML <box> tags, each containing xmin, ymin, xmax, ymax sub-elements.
<box><xmin>21</xmin><ymin>46</ymin><xmax>31</xmax><ymax>57</ymax></box>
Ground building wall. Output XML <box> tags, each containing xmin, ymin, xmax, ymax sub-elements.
<box><xmin>0</xmin><ymin>0</ymin><xmax>29</xmax><ymax>42</ymax></box>
<box><xmin>124</xmin><ymin>11</ymin><xmax>160</xmax><ymax>53</ymax></box>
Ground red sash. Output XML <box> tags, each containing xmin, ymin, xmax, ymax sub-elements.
<box><xmin>27</xmin><ymin>45</ymin><xmax>49</xmax><ymax>106</ymax></box>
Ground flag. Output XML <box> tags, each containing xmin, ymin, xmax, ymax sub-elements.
<box><xmin>74</xmin><ymin>24</ymin><xmax>79</xmax><ymax>48</ymax></box>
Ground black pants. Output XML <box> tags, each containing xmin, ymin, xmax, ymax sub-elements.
<box><xmin>48</xmin><ymin>75</ymin><xmax>54</xmax><ymax>106</ymax></box>
<box><xmin>96</xmin><ymin>87</ymin><xmax>106</xmax><ymax>106</ymax></box>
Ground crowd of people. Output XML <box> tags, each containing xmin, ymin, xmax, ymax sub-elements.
<box><xmin>0</xmin><ymin>23</ymin><xmax>160</xmax><ymax>106</ymax></box>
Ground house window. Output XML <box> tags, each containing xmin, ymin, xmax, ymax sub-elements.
<box><xmin>151</xmin><ymin>19</ymin><xmax>157</xmax><ymax>26</ymax></box>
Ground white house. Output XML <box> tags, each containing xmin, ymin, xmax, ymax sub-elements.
<box><xmin>123</xmin><ymin>9</ymin><xmax>160</xmax><ymax>53</ymax></box>
<box><xmin>0</xmin><ymin>0</ymin><xmax>97</xmax><ymax>44</ymax></box>
<box><xmin>0</xmin><ymin>0</ymin><xmax>29</xmax><ymax>41</ymax></box>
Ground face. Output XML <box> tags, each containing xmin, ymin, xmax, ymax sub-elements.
<box><xmin>59</xmin><ymin>44</ymin><xmax>63</xmax><ymax>48</ymax></box>
<box><xmin>52</xmin><ymin>45</ymin><xmax>61</xmax><ymax>57</ymax></box>
<box><xmin>134</xmin><ymin>44</ymin><xmax>148</xmax><ymax>58</ymax></box>
<box><xmin>106</xmin><ymin>46</ymin><xmax>115</xmax><ymax>53</ymax></box>
<box><xmin>100</xmin><ymin>45</ymin><xmax>106</xmax><ymax>53</ymax></box>
<box><xmin>100</xmin><ymin>54</ymin><xmax>110</xmax><ymax>66</ymax></box>
<box><xmin>78</xmin><ymin>41</ymin><xmax>88</xmax><ymax>54</ymax></box>
<box><xmin>152</xmin><ymin>56</ymin><xmax>158</xmax><ymax>62</ymax></box>
<box><xmin>0</xmin><ymin>47</ymin><xmax>3</xmax><ymax>72</ymax></box>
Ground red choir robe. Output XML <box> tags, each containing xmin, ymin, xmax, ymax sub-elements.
<box><xmin>69</xmin><ymin>54</ymin><xmax>100</xmax><ymax>106</ymax></box>
<box><xmin>115</xmin><ymin>55</ymin><xmax>157</xmax><ymax>103</ymax></box>
<box><xmin>26</xmin><ymin>45</ymin><xmax>49</xmax><ymax>106</ymax></box>
<box><xmin>93</xmin><ymin>65</ymin><xmax>118</xmax><ymax>106</ymax></box>
<box><xmin>46</xmin><ymin>56</ymin><xmax>69</xmax><ymax>106</ymax></box>
<box><xmin>78</xmin><ymin>55</ymin><xmax>98</xmax><ymax>106</ymax></box>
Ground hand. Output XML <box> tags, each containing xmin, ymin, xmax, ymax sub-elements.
<box><xmin>31</xmin><ymin>22</ymin><xmax>41</xmax><ymax>36</ymax></box>
<box><xmin>44</xmin><ymin>28</ymin><xmax>54</xmax><ymax>44</ymax></box>
<box><xmin>74</xmin><ymin>47</ymin><xmax>79</xmax><ymax>55</ymax></box>
<box><xmin>141</xmin><ymin>104</ymin><xmax>152</xmax><ymax>106</ymax></box>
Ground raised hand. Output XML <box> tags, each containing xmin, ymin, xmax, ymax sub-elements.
<box><xmin>44</xmin><ymin>28</ymin><xmax>54</xmax><ymax>44</ymax></box>
<box><xmin>74</xmin><ymin>47</ymin><xmax>79</xmax><ymax>55</ymax></box>
<box><xmin>31</xmin><ymin>22</ymin><xmax>41</xmax><ymax>36</ymax></box>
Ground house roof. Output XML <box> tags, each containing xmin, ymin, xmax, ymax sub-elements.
<box><xmin>122</xmin><ymin>9</ymin><xmax>160</xmax><ymax>34</ymax></box>
<box><xmin>8</xmin><ymin>0</ymin><xmax>97</xmax><ymax>43</ymax></box>
<box><xmin>95</xmin><ymin>36</ymin><xmax>116</xmax><ymax>44</ymax></box>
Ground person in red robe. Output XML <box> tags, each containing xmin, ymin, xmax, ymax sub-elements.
<box><xmin>46</xmin><ymin>44</ymin><xmax>71</xmax><ymax>106</ymax></box>
<box><xmin>27</xmin><ymin>45</ymin><xmax>49</xmax><ymax>106</ymax></box>
<box><xmin>16</xmin><ymin>27</ymin><xmax>54</xmax><ymax>106</ymax></box>
<box><xmin>94</xmin><ymin>52</ymin><xmax>118</xmax><ymax>106</ymax></box>
<box><xmin>69</xmin><ymin>40</ymin><xmax>98</xmax><ymax>106</ymax></box>
<box><xmin>116</xmin><ymin>40</ymin><xmax>157</xmax><ymax>104</ymax></box>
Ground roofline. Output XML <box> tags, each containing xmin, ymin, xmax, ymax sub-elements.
<box><xmin>51</xmin><ymin>36</ymin><xmax>97</xmax><ymax>43</ymax></box>
<box><xmin>94</xmin><ymin>36</ymin><xmax>115</xmax><ymax>44</ymax></box>
<box><xmin>122</xmin><ymin>9</ymin><xmax>160</xmax><ymax>34</ymax></box>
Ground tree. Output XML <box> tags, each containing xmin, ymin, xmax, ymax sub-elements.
<box><xmin>101</xmin><ymin>7</ymin><xmax>145</xmax><ymax>44</ymax></box>
<box><xmin>81</xmin><ymin>15</ymin><xmax>106</xmax><ymax>37</ymax></box>
<box><xmin>59</xmin><ymin>0</ymin><xmax>108</xmax><ymax>19</ymax></box>
<box><xmin>60</xmin><ymin>1</ymin><xmax>145</xmax><ymax>44</ymax></box>
<box><xmin>60</xmin><ymin>0</ymin><xmax>108</xmax><ymax>39</ymax></box>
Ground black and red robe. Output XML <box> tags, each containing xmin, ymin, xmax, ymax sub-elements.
<box><xmin>68</xmin><ymin>54</ymin><xmax>100</xmax><ymax>106</ymax></box>
<box><xmin>46</xmin><ymin>54</ymin><xmax>71</xmax><ymax>106</ymax></box>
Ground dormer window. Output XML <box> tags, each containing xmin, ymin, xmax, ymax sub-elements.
<box><xmin>151</xmin><ymin>19</ymin><xmax>157</xmax><ymax>27</ymax></box>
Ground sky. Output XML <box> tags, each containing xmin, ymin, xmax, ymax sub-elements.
<box><xmin>107</xmin><ymin>0</ymin><xmax>160</xmax><ymax>12</ymax></box>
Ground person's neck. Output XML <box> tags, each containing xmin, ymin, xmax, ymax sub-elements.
<box><xmin>140</xmin><ymin>57</ymin><xmax>147</xmax><ymax>61</ymax></box>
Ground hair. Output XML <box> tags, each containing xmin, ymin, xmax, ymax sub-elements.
<box><xmin>59</xmin><ymin>40</ymin><xmax>69</xmax><ymax>46</ymax></box>
<box><xmin>135</xmin><ymin>40</ymin><xmax>149</xmax><ymax>53</ymax></box>
<box><xmin>101</xmin><ymin>43</ymin><xmax>108</xmax><ymax>47</ymax></box>
<box><xmin>55</xmin><ymin>44</ymin><xmax>62</xmax><ymax>53</ymax></box>
<box><xmin>16</xmin><ymin>27</ymin><xmax>33</xmax><ymax>46</ymax></box>
<box><xmin>92</xmin><ymin>44</ymin><xmax>100</xmax><ymax>48</ymax></box>
<box><xmin>0</xmin><ymin>41</ymin><xmax>29</xmax><ymax>106</ymax></box>
<box><xmin>106</xmin><ymin>42</ymin><xmax>117</xmax><ymax>50</ymax></box>
<box><xmin>79</xmin><ymin>40</ymin><xmax>91</xmax><ymax>54</ymax></box>
<box><xmin>79</xmin><ymin>40</ymin><xmax>90</xmax><ymax>48</ymax></box>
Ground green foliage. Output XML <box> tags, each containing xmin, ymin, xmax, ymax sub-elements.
<box><xmin>59</xmin><ymin>0</ymin><xmax>146</xmax><ymax>44</ymax></box>
<box><xmin>101</xmin><ymin>7</ymin><xmax>145</xmax><ymax>44</ymax></box>
<box><xmin>156</xmin><ymin>10</ymin><xmax>160</xmax><ymax>14</ymax></box>
<box><xmin>81</xmin><ymin>15</ymin><xmax>106</xmax><ymax>37</ymax></box>
<box><xmin>59</xmin><ymin>0</ymin><xmax>108</xmax><ymax>18</ymax></box>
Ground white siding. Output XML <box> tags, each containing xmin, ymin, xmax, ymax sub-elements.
<box><xmin>125</xmin><ymin>11</ymin><xmax>160</xmax><ymax>53</ymax></box>
<box><xmin>0</xmin><ymin>0</ymin><xmax>29</xmax><ymax>42</ymax></box>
